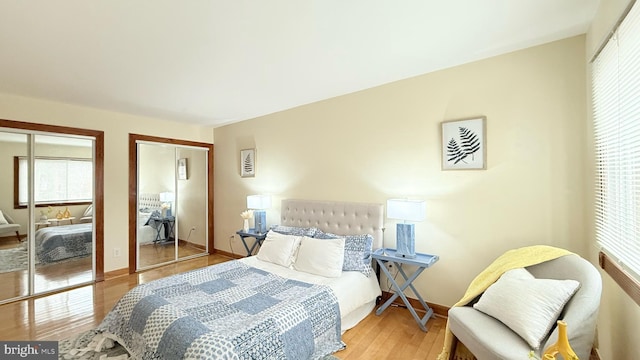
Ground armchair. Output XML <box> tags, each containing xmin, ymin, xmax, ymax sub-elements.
<box><xmin>0</xmin><ymin>210</ymin><xmax>21</xmax><ymax>242</ymax></box>
<box><xmin>447</xmin><ymin>253</ymin><xmax>602</xmax><ymax>360</ymax></box>
<box><xmin>79</xmin><ymin>205</ymin><xmax>93</xmax><ymax>223</ymax></box>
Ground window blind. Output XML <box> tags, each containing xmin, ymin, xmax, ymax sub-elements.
<box><xmin>18</xmin><ymin>157</ymin><xmax>93</xmax><ymax>205</ymax></box>
<box><xmin>592</xmin><ymin>0</ymin><xmax>640</xmax><ymax>280</ymax></box>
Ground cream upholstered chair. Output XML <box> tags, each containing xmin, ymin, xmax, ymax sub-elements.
<box><xmin>79</xmin><ymin>204</ymin><xmax>93</xmax><ymax>223</ymax></box>
<box><xmin>448</xmin><ymin>254</ymin><xmax>602</xmax><ymax>360</ymax></box>
<box><xmin>0</xmin><ymin>210</ymin><xmax>21</xmax><ymax>242</ymax></box>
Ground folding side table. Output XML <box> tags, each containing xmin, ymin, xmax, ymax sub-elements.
<box><xmin>372</xmin><ymin>247</ymin><xmax>439</xmax><ymax>331</ymax></box>
<box><xmin>236</xmin><ymin>229</ymin><xmax>267</xmax><ymax>256</ymax></box>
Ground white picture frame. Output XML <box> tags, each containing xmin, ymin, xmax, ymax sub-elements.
<box><xmin>441</xmin><ymin>116</ymin><xmax>486</xmax><ymax>170</ymax></box>
<box><xmin>177</xmin><ymin>158</ymin><xmax>188</xmax><ymax>180</ymax></box>
<box><xmin>240</xmin><ymin>148</ymin><xmax>256</xmax><ymax>177</ymax></box>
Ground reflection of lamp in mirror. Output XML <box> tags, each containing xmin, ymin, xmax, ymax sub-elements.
<box><xmin>159</xmin><ymin>192</ymin><xmax>175</xmax><ymax>217</ymax></box>
<box><xmin>387</xmin><ymin>199</ymin><xmax>426</xmax><ymax>259</ymax></box>
<box><xmin>247</xmin><ymin>195</ymin><xmax>271</xmax><ymax>234</ymax></box>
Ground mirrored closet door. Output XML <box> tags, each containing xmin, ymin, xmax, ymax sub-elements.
<box><xmin>0</xmin><ymin>122</ymin><xmax>102</xmax><ymax>305</ymax></box>
<box><xmin>134</xmin><ymin>137</ymin><xmax>212</xmax><ymax>271</ymax></box>
<box><xmin>33</xmin><ymin>134</ymin><xmax>95</xmax><ymax>294</ymax></box>
<box><xmin>0</xmin><ymin>131</ymin><xmax>28</xmax><ymax>302</ymax></box>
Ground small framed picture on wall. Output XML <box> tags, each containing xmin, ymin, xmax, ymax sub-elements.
<box><xmin>441</xmin><ymin>116</ymin><xmax>486</xmax><ymax>170</ymax></box>
<box><xmin>177</xmin><ymin>158</ymin><xmax>188</xmax><ymax>180</ymax></box>
<box><xmin>240</xmin><ymin>148</ymin><xmax>256</xmax><ymax>177</ymax></box>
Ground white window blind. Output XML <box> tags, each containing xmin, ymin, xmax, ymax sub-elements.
<box><xmin>592</xmin><ymin>0</ymin><xmax>640</xmax><ymax>280</ymax></box>
<box><xmin>18</xmin><ymin>157</ymin><xmax>93</xmax><ymax>205</ymax></box>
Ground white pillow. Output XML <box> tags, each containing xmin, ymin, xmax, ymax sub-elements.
<box><xmin>0</xmin><ymin>210</ymin><xmax>9</xmax><ymax>225</ymax></box>
<box><xmin>256</xmin><ymin>231</ymin><xmax>302</xmax><ymax>268</ymax></box>
<box><xmin>473</xmin><ymin>268</ymin><xmax>580</xmax><ymax>349</ymax></box>
<box><xmin>293</xmin><ymin>236</ymin><xmax>345</xmax><ymax>278</ymax></box>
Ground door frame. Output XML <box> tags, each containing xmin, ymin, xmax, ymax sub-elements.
<box><xmin>128</xmin><ymin>134</ymin><xmax>214</xmax><ymax>273</ymax></box>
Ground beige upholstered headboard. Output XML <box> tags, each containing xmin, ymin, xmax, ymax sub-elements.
<box><xmin>138</xmin><ymin>193</ymin><xmax>162</xmax><ymax>210</ymax></box>
<box><xmin>280</xmin><ymin>199</ymin><xmax>385</xmax><ymax>249</ymax></box>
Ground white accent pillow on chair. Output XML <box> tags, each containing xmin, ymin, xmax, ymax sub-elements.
<box><xmin>473</xmin><ymin>268</ymin><xmax>580</xmax><ymax>349</ymax></box>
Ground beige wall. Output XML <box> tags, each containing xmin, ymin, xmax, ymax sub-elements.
<box><xmin>0</xmin><ymin>93</ymin><xmax>213</xmax><ymax>272</ymax></box>
<box><xmin>139</xmin><ymin>143</ymin><xmax>175</xmax><ymax>196</ymax></box>
<box><xmin>215</xmin><ymin>35</ymin><xmax>588</xmax><ymax>306</ymax></box>
<box><xmin>586</xmin><ymin>0</ymin><xmax>640</xmax><ymax>359</ymax></box>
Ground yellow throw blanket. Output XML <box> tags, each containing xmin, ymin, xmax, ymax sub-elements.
<box><xmin>436</xmin><ymin>245</ymin><xmax>574</xmax><ymax>360</ymax></box>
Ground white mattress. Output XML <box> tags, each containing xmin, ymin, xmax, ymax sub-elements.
<box><xmin>240</xmin><ymin>256</ymin><xmax>381</xmax><ymax>331</ymax></box>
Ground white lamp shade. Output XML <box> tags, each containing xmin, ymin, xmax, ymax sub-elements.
<box><xmin>387</xmin><ymin>199</ymin><xmax>426</xmax><ymax>222</ymax></box>
<box><xmin>247</xmin><ymin>195</ymin><xmax>272</xmax><ymax>210</ymax></box>
<box><xmin>159</xmin><ymin>192</ymin><xmax>175</xmax><ymax>202</ymax></box>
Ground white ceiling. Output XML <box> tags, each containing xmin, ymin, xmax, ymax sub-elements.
<box><xmin>0</xmin><ymin>1</ymin><xmax>599</xmax><ymax>128</ymax></box>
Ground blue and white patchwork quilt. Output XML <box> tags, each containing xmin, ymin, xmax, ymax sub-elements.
<box><xmin>35</xmin><ymin>223</ymin><xmax>92</xmax><ymax>264</ymax></box>
<box><xmin>98</xmin><ymin>260</ymin><xmax>345</xmax><ymax>359</ymax></box>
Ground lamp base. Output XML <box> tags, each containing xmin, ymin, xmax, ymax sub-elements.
<box><xmin>254</xmin><ymin>210</ymin><xmax>267</xmax><ymax>234</ymax></box>
<box><xmin>395</xmin><ymin>223</ymin><xmax>416</xmax><ymax>258</ymax></box>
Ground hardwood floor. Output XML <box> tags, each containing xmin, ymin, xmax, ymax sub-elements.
<box><xmin>0</xmin><ymin>244</ymin><xmax>93</xmax><ymax>301</ymax></box>
<box><xmin>0</xmin><ymin>240</ymin><xmax>205</xmax><ymax>301</ymax></box>
<box><xmin>0</xmin><ymin>253</ymin><xmax>447</xmax><ymax>359</ymax></box>
<box><xmin>339</xmin><ymin>305</ymin><xmax>446</xmax><ymax>359</ymax></box>
<box><xmin>138</xmin><ymin>241</ymin><xmax>207</xmax><ymax>268</ymax></box>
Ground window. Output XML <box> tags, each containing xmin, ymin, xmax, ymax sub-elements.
<box><xmin>15</xmin><ymin>157</ymin><xmax>93</xmax><ymax>207</ymax></box>
<box><xmin>592</xmin><ymin>0</ymin><xmax>640</xmax><ymax>303</ymax></box>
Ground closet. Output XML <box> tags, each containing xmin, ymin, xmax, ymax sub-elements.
<box><xmin>0</xmin><ymin>120</ymin><xmax>103</xmax><ymax>304</ymax></box>
<box><xmin>129</xmin><ymin>135</ymin><xmax>213</xmax><ymax>272</ymax></box>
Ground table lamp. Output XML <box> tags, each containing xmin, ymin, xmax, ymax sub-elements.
<box><xmin>247</xmin><ymin>195</ymin><xmax>271</xmax><ymax>234</ymax></box>
<box><xmin>159</xmin><ymin>192</ymin><xmax>175</xmax><ymax>217</ymax></box>
<box><xmin>387</xmin><ymin>199</ymin><xmax>426</xmax><ymax>258</ymax></box>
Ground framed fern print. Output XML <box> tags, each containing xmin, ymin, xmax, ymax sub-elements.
<box><xmin>240</xmin><ymin>148</ymin><xmax>256</xmax><ymax>177</ymax></box>
<box><xmin>441</xmin><ymin>116</ymin><xmax>486</xmax><ymax>170</ymax></box>
<box><xmin>178</xmin><ymin>158</ymin><xmax>188</xmax><ymax>180</ymax></box>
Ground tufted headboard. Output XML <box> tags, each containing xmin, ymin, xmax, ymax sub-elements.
<box><xmin>138</xmin><ymin>193</ymin><xmax>162</xmax><ymax>210</ymax></box>
<box><xmin>280</xmin><ymin>199</ymin><xmax>385</xmax><ymax>249</ymax></box>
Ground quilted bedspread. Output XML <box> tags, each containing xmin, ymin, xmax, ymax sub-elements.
<box><xmin>98</xmin><ymin>260</ymin><xmax>345</xmax><ymax>359</ymax></box>
<box><xmin>35</xmin><ymin>223</ymin><xmax>92</xmax><ymax>264</ymax></box>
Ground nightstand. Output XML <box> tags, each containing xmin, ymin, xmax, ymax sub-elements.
<box><xmin>48</xmin><ymin>217</ymin><xmax>76</xmax><ymax>226</ymax></box>
<box><xmin>236</xmin><ymin>229</ymin><xmax>267</xmax><ymax>256</ymax></box>
<box><xmin>371</xmin><ymin>247</ymin><xmax>439</xmax><ymax>332</ymax></box>
<box><xmin>150</xmin><ymin>216</ymin><xmax>175</xmax><ymax>243</ymax></box>
<box><xmin>35</xmin><ymin>221</ymin><xmax>51</xmax><ymax>229</ymax></box>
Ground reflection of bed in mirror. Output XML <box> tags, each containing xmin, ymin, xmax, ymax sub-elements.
<box><xmin>35</xmin><ymin>223</ymin><xmax>93</xmax><ymax>264</ymax></box>
<box><xmin>137</xmin><ymin>193</ymin><xmax>167</xmax><ymax>244</ymax></box>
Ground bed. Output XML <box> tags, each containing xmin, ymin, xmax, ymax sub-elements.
<box><xmin>35</xmin><ymin>222</ymin><xmax>93</xmax><ymax>264</ymax></box>
<box><xmin>99</xmin><ymin>199</ymin><xmax>384</xmax><ymax>359</ymax></box>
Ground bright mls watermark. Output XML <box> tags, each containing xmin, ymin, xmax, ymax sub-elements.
<box><xmin>0</xmin><ymin>341</ymin><xmax>57</xmax><ymax>359</ymax></box>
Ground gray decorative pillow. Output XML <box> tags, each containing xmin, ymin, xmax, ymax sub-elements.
<box><xmin>314</xmin><ymin>230</ymin><xmax>374</xmax><ymax>277</ymax></box>
<box><xmin>270</xmin><ymin>225</ymin><xmax>317</xmax><ymax>237</ymax></box>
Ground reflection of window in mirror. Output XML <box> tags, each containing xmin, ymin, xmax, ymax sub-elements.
<box><xmin>15</xmin><ymin>157</ymin><xmax>93</xmax><ymax>208</ymax></box>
